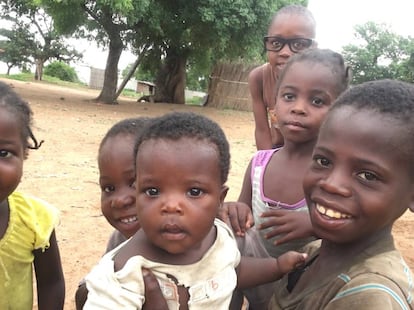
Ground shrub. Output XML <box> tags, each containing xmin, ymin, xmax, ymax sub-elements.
<box><xmin>44</xmin><ymin>61</ymin><xmax>78</xmax><ymax>82</ymax></box>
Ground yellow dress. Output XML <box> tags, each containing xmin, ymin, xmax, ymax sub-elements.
<box><xmin>0</xmin><ymin>191</ymin><xmax>59</xmax><ymax>309</ymax></box>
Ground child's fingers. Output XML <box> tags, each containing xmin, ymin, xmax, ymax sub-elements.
<box><xmin>142</xmin><ymin>268</ymin><xmax>168</xmax><ymax>310</ymax></box>
<box><xmin>278</xmin><ymin>251</ymin><xmax>308</xmax><ymax>273</ymax></box>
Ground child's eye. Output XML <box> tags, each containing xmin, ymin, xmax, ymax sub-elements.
<box><xmin>311</xmin><ymin>97</ymin><xmax>324</xmax><ymax>106</ymax></box>
<box><xmin>270</xmin><ymin>39</ymin><xmax>283</xmax><ymax>49</ymax></box>
<box><xmin>102</xmin><ymin>185</ymin><xmax>115</xmax><ymax>193</ymax></box>
<box><xmin>314</xmin><ymin>155</ymin><xmax>330</xmax><ymax>168</ymax></box>
<box><xmin>357</xmin><ymin>171</ymin><xmax>378</xmax><ymax>181</ymax></box>
<box><xmin>0</xmin><ymin>150</ymin><xmax>12</xmax><ymax>158</ymax></box>
<box><xmin>282</xmin><ymin>93</ymin><xmax>295</xmax><ymax>101</ymax></box>
<box><xmin>145</xmin><ymin>188</ymin><xmax>159</xmax><ymax>196</ymax></box>
<box><xmin>187</xmin><ymin>188</ymin><xmax>203</xmax><ymax>197</ymax></box>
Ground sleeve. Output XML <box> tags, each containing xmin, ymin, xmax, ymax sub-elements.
<box><xmin>30</xmin><ymin>196</ymin><xmax>59</xmax><ymax>250</ymax></box>
<box><xmin>325</xmin><ymin>273</ymin><xmax>411</xmax><ymax>310</ymax></box>
<box><xmin>84</xmin><ymin>253</ymin><xmax>146</xmax><ymax>309</ymax></box>
<box><xmin>12</xmin><ymin>192</ymin><xmax>59</xmax><ymax>251</ymax></box>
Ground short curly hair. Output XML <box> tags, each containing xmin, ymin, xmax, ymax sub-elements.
<box><xmin>328</xmin><ymin>79</ymin><xmax>414</xmax><ymax>175</ymax></box>
<box><xmin>134</xmin><ymin>112</ymin><xmax>230</xmax><ymax>183</ymax></box>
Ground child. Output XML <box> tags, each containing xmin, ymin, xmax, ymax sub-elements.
<box><xmin>81</xmin><ymin>112</ymin><xmax>307</xmax><ymax>309</ymax></box>
<box><xmin>250</xmin><ymin>4</ymin><xmax>316</xmax><ymax>149</ymax></box>
<box><xmin>75</xmin><ymin>117</ymin><xmax>151</xmax><ymax>309</ymax></box>
<box><xmin>221</xmin><ymin>48</ymin><xmax>351</xmax><ymax>309</ymax></box>
<box><xmin>0</xmin><ymin>81</ymin><xmax>65</xmax><ymax>309</ymax></box>
<box><xmin>269</xmin><ymin>79</ymin><xmax>414</xmax><ymax>309</ymax></box>
<box><xmin>98</xmin><ymin>117</ymin><xmax>151</xmax><ymax>250</ymax></box>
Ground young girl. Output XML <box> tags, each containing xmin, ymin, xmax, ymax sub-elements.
<box><xmin>250</xmin><ymin>4</ymin><xmax>316</xmax><ymax>149</ymax></box>
<box><xmin>75</xmin><ymin>117</ymin><xmax>151</xmax><ymax>309</ymax></box>
<box><xmin>221</xmin><ymin>48</ymin><xmax>351</xmax><ymax>309</ymax></box>
<box><xmin>0</xmin><ymin>81</ymin><xmax>65</xmax><ymax>309</ymax></box>
<box><xmin>81</xmin><ymin>112</ymin><xmax>307</xmax><ymax>309</ymax></box>
<box><xmin>269</xmin><ymin>79</ymin><xmax>414</xmax><ymax>309</ymax></box>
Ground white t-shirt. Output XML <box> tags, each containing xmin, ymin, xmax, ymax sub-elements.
<box><xmin>84</xmin><ymin>219</ymin><xmax>241</xmax><ymax>309</ymax></box>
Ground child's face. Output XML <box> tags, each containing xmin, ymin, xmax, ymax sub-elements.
<box><xmin>99</xmin><ymin>134</ymin><xmax>139</xmax><ymax>238</ymax></box>
<box><xmin>0</xmin><ymin>108</ymin><xmax>24</xmax><ymax>203</ymax></box>
<box><xmin>303</xmin><ymin>106</ymin><xmax>414</xmax><ymax>244</ymax></box>
<box><xmin>275</xmin><ymin>61</ymin><xmax>338</xmax><ymax>144</ymax></box>
<box><xmin>135</xmin><ymin>137</ymin><xmax>227</xmax><ymax>255</ymax></box>
<box><xmin>267</xmin><ymin>14</ymin><xmax>315</xmax><ymax>74</ymax></box>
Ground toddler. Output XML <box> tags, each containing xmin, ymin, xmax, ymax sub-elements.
<box><xmin>81</xmin><ymin>112</ymin><xmax>307</xmax><ymax>309</ymax></box>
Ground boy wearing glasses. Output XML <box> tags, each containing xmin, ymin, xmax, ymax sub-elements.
<box><xmin>249</xmin><ymin>4</ymin><xmax>316</xmax><ymax>150</ymax></box>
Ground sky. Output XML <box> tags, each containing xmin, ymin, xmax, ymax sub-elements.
<box><xmin>2</xmin><ymin>0</ymin><xmax>414</xmax><ymax>78</ymax></box>
<box><xmin>307</xmin><ymin>0</ymin><xmax>414</xmax><ymax>52</ymax></box>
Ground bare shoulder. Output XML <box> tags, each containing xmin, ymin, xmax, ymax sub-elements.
<box><xmin>248</xmin><ymin>64</ymin><xmax>265</xmax><ymax>84</ymax></box>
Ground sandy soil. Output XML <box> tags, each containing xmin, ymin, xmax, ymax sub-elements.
<box><xmin>3</xmin><ymin>78</ymin><xmax>413</xmax><ymax>309</ymax></box>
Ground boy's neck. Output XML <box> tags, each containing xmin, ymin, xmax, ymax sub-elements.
<box><xmin>319</xmin><ymin>225</ymin><xmax>393</xmax><ymax>259</ymax></box>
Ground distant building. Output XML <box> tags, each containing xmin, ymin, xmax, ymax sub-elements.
<box><xmin>136</xmin><ymin>80</ymin><xmax>155</xmax><ymax>95</ymax></box>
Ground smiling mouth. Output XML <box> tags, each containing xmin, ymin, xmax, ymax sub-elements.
<box><xmin>119</xmin><ymin>216</ymin><xmax>138</xmax><ymax>224</ymax></box>
<box><xmin>316</xmin><ymin>204</ymin><xmax>351</xmax><ymax>219</ymax></box>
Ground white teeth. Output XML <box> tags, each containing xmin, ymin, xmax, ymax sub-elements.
<box><xmin>120</xmin><ymin>216</ymin><xmax>137</xmax><ymax>224</ymax></box>
<box><xmin>316</xmin><ymin>204</ymin><xmax>351</xmax><ymax>219</ymax></box>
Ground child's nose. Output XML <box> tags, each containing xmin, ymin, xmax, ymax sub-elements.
<box><xmin>319</xmin><ymin>170</ymin><xmax>352</xmax><ymax>197</ymax></box>
<box><xmin>278</xmin><ymin>44</ymin><xmax>294</xmax><ymax>57</ymax></box>
<box><xmin>161</xmin><ymin>195</ymin><xmax>184</xmax><ymax>214</ymax></box>
<box><xmin>291</xmin><ymin>99</ymin><xmax>307</xmax><ymax>115</ymax></box>
<box><xmin>111</xmin><ymin>192</ymin><xmax>135</xmax><ymax>209</ymax></box>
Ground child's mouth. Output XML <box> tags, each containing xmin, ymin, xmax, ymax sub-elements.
<box><xmin>316</xmin><ymin>204</ymin><xmax>351</xmax><ymax>219</ymax></box>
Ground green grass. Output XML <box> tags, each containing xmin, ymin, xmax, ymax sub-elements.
<box><xmin>186</xmin><ymin>96</ymin><xmax>204</xmax><ymax>106</ymax></box>
<box><xmin>0</xmin><ymin>73</ymin><xmax>207</xmax><ymax>102</ymax></box>
<box><xmin>0</xmin><ymin>73</ymin><xmax>138</xmax><ymax>99</ymax></box>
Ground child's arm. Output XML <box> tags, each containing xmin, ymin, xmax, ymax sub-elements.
<box><xmin>75</xmin><ymin>281</ymin><xmax>87</xmax><ymax>310</ymax></box>
<box><xmin>259</xmin><ymin>209</ymin><xmax>314</xmax><ymax>245</ymax></box>
<box><xmin>236</xmin><ymin>251</ymin><xmax>307</xmax><ymax>290</ymax></box>
<box><xmin>217</xmin><ymin>160</ymin><xmax>254</xmax><ymax>236</ymax></box>
<box><xmin>249</xmin><ymin>66</ymin><xmax>273</xmax><ymax>150</ymax></box>
<box><xmin>33</xmin><ymin>230</ymin><xmax>65</xmax><ymax>310</ymax></box>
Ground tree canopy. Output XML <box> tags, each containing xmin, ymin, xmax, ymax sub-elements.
<box><xmin>40</xmin><ymin>0</ymin><xmax>305</xmax><ymax>104</ymax></box>
<box><xmin>342</xmin><ymin>21</ymin><xmax>414</xmax><ymax>84</ymax></box>
<box><xmin>0</xmin><ymin>2</ymin><xmax>81</xmax><ymax>79</ymax></box>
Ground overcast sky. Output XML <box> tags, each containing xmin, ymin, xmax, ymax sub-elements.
<box><xmin>308</xmin><ymin>0</ymin><xmax>414</xmax><ymax>51</ymax></box>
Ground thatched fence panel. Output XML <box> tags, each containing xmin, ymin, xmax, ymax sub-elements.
<box><xmin>206</xmin><ymin>62</ymin><xmax>258</xmax><ymax>111</ymax></box>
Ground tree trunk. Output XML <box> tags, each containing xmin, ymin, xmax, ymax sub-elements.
<box><xmin>115</xmin><ymin>45</ymin><xmax>148</xmax><ymax>99</ymax></box>
<box><xmin>154</xmin><ymin>50</ymin><xmax>188</xmax><ymax>104</ymax></box>
<box><xmin>95</xmin><ymin>36</ymin><xmax>123</xmax><ymax>104</ymax></box>
<box><xmin>34</xmin><ymin>59</ymin><xmax>44</xmax><ymax>80</ymax></box>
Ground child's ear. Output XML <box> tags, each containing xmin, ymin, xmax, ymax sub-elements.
<box><xmin>220</xmin><ymin>186</ymin><xmax>229</xmax><ymax>204</ymax></box>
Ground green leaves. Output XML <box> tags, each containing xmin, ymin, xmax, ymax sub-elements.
<box><xmin>342</xmin><ymin>21</ymin><xmax>414</xmax><ymax>84</ymax></box>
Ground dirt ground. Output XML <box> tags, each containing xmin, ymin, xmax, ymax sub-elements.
<box><xmin>3</xmin><ymin>78</ymin><xmax>413</xmax><ymax>309</ymax></box>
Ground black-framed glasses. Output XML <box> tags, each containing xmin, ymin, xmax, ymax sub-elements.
<box><xmin>263</xmin><ymin>36</ymin><xmax>314</xmax><ymax>53</ymax></box>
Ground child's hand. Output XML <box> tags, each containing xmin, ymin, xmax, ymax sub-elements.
<box><xmin>276</xmin><ymin>251</ymin><xmax>308</xmax><ymax>276</ymax></box>
<box><xmin>218</xmin><ymin>202</ymin><xmax>254</xmax><ymax>236</ymax></box>
<box><xmin>142</xmin><ymin>268</ymin><xmax>169</xmax><ymax>310</ymax></box>
<box><xmin>259</xmin><ymin>210</ymin><xmax>313</xmax><ymax>245</ymax></box>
